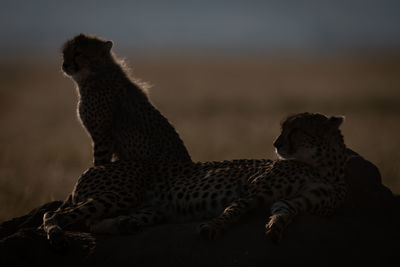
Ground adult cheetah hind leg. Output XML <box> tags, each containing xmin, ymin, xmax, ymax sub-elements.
<box><xmin>43</xmin><ymin>200</ymin><xmax>96</xmax><ymax>250</ymax></box>
<box><xmin>42</xmin><ymin>194</ymin><xmax>125</xmax><ymax>250</ymax></box>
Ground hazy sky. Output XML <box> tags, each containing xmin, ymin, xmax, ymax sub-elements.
<box><xmin>1</xmin><ymin>0</ymin><xmax>400</xmax><ymax>57</ymax></box>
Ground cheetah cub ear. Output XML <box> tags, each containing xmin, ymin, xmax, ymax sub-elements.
<box><xmin>104</xmin><ymin>40</ymin><xmax>113</xmax><ymax>51</ymax></box>
<box><xmin>328</xmin><ymin>115</ymin><xmax>345</xmax><ymax>128</ymax></box>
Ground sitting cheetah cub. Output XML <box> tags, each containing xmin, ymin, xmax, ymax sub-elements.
<box><xmin>62</xmin><ymin>34</ymin><xmax>191</xmax><ymax>166</ymax></box>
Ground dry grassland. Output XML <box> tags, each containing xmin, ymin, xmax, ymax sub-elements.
<box><xmin>1</xmin><ymin>54</ymin><xmax>399</xmax><ymax>221</ymax></box>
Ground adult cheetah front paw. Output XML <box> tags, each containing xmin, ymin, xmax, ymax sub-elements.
<box><xmin>198</xmin><ymin>223</ymin><xmax>222</xmax><ymax>241</ymax></box>
<box><xmin>265</xmin><ymin>215</ymin><xmax>286</xmax><ymax>244</ymax></box>
<box><xmin>47</xmin><ymin>225</ymin><xmax>69</xmax><ymax>251</ymax></box>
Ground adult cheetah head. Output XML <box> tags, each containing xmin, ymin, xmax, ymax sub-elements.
<box><xmin>62</xmin><ymin>34</ymin><xmax>113</xmax><ymax>77</ymax></box>
<box><xmin>273</xmin><ymin>112</ymin><xmax>344</xmax><ymax>165</ymax></box>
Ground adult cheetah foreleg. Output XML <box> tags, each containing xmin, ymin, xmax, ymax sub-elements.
<box><xmin>265</xmin><ymin>183</ymin><xmax>344</xmax><ymax>243</ymax></box>
<box><xmin>198</xmin><ymin>197</ymin><xmax>256</xmax><ymax>241</ymax></box>
<box><xmin>90</xmin><ymin>203</ymin><xmax>167</xmax><ymax>234</ymax></box>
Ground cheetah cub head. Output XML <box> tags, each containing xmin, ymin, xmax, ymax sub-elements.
<box><xmin>273</xmin><ymin>112</ymin><xmax>345</xmax><ymax>166</ymax></box>
<box><xmin>62</xmin><ymin>34</ymin><xmax>113</xmax><ymax>79</ymax></box>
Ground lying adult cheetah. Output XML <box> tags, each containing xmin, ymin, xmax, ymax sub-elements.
<box><xmin>62</xmin><ymin>34</ymin><xmax>191</xmax><ymax>166</ymax></box>
<box><xmin>43</xmin><ymin>113</ymin><xmax>349</xmax><ymax>248</ymax></box>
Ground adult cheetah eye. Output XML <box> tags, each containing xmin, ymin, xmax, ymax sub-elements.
<box><xmin>290</xmin><ymin>128</ymin><xmax>312</xmax><ymax>142</ymax></box>
<box><xmin>300</xmin><ymin>130</ymin><xmax>315</xmax><ymax>139</ymax></box>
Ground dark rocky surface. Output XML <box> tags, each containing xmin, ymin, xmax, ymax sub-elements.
<box><xmin>1</xmin><ymin>155</ymin><xmax>399</xmax><ymax>267</ymax></box>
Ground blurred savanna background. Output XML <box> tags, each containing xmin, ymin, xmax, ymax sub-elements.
<box><xmin>1</xmin><ymin>0</ymin><xmax>399</xmax><ymax>222</ymax></box>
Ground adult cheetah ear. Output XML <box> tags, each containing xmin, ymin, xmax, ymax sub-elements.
<box><xmin>328</xmin><ymin>116</ymin><xmax>344</xmax><ymax>129</ymax></box>
<box><xmin>104</xmin><ymin>40</ymin><xmax>113</xmax><ymax>51</ymax></box>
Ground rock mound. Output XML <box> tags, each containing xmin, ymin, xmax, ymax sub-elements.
<box><xmin>1</xmin><ymin>154</ymin><xmax>399</xmax><ymax>266</ymax></box>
